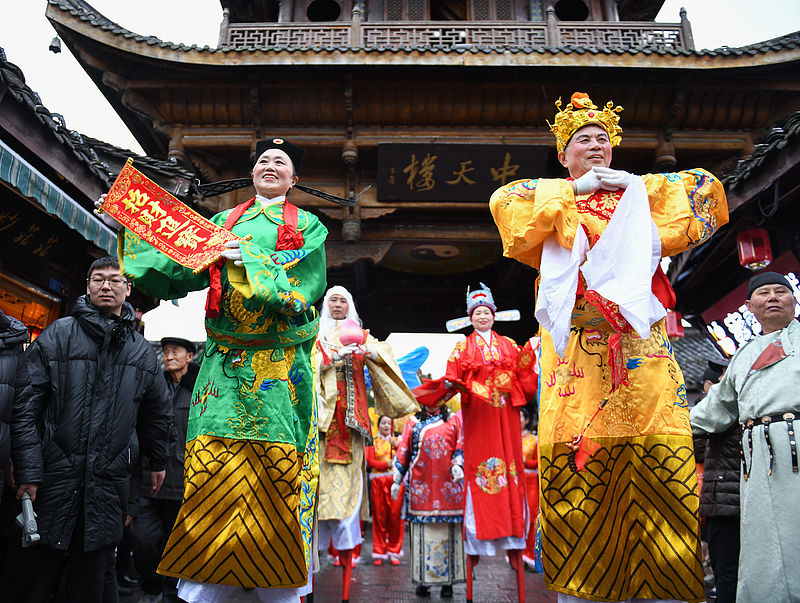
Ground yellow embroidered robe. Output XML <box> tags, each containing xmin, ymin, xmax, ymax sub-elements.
<box><xmin>490</xmin><ymin>171</ymin><xmax>728</xmax><ymax>602</ymax></box>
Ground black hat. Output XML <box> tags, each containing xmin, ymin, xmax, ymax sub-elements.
<box><xmin>701</xmin><ymin>367</ymin><xmax>722</xmax><ymax>385</ymax></box>
<box><xmin>254</xmin><ymin>138</ymin><xmax>304</xmax><ymax>175</ymax></box>
<box><xmin>160</xmin><ymin>337</ymin><xmax>196</xmax><ymax>355</ymax></box>
<box><xmin>746</xmin><ymin>271</ymin><xmax>792</xmax><ymax>300</ymax></box>
<box><xmin>707</xmin><ymin>355</ymin><xmax>729</xmax><ymax>373</ymax></box>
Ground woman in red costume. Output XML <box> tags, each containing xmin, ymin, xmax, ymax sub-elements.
<box><xmin>366</xmin><ymin>415</ymin><xmax>404</xmax><ymax>566</ymax></box>
<box><xmin>392</xmin><ymin>381</ymin><xmax>465</xmax><ymax>598</ymax></box>
<box><xmin>445</xmin><ymin>283</ymin><xmax>529</xmax><ymax>603</ymax></box>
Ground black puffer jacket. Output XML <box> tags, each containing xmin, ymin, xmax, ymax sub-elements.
<box><xmin>0</xmin><ymin>310</ymin><xmax>36</xmax><ymax>471</ymax></box>
<box><xmin>18</xmin><ymin>295</ymin><xmax>173</xmax><ymax>551</ymax></box>
<box><xmin>139</xmin><ymin>362</ymin><xmax>199</xmax><ymax>502</ymax></box>
<box><xmin>699</xmin><ymin>424</ymin><xmax>741</xmax><ymax>518</ymax></box>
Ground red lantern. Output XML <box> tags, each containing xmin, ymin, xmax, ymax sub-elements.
<box><xmin>737</xmin><ymin>228</ymin><xmax>772</xmax><ymax>271</ymax></box>
<box><xmin>665</xmin><ymin>310</ymin><xmax>684</xmax><ymax>339</ymax></box>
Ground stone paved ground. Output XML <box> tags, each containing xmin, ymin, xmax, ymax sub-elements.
<box><xmin>120</xmin><ymin>524</ymin><xmax>717</xmax><ymax>602</ymax></box>
<box><xmin>121</xmin><ymin>522</ymin><xmax>558</xmax><ymax>603</ymax></box>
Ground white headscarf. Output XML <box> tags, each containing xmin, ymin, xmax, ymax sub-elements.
<box><xmin>318</xmin><ymin>285</ymin><xmax>362</xmax><ymax>344</ymax></box>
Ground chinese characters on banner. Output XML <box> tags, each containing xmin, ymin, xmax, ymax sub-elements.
<box><xmin>377</xmin><ymin>144</ymin><xmax>549</xmax><ymax>202</ymax></box>
<box><xmin>101</xmin><ymin>159</ymin><xmax>240</xmax><ymax>273</ymax></box>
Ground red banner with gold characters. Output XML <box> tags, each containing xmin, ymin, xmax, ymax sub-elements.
<box><xmin>101</xmin><ymin>159</ymin><xmax>240</xmax><ymax>273</ymax></box>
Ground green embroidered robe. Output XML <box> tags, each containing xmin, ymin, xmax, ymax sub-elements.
<box><xmin>120</xmin><ymin>199</ymin><xmax>327</xmax><ymax>588</ymax></box>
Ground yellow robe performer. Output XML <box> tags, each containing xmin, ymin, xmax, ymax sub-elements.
<box><xmin>490</xmin><ymin>93</ymin><xmax>728</xmax><ymax>602</ymax></box>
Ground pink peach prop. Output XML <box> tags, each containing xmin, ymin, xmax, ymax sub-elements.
<box><xmin>339</xmin><ymin>319</ymin><xmax>367</xmax><ymax>346</ymax></box>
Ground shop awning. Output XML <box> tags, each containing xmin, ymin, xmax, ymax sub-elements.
<box><xmin>0</xmin><ymin>140</ymin><xmax>117</xmax><ymax>255</ymax></box>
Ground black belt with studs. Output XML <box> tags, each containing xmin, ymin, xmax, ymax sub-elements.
<box><xmin>741</xmin><ymin>412</ymin><xmax>799</xmax><ymax>479</ymax></box>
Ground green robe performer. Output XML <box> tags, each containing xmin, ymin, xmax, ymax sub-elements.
<box><xmin>109</xmin><ymin>138</ymin><xmax>328</xmax><ymax>602</ymax></box>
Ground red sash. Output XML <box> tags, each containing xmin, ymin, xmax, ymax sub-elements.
<box><xmin>205</xmin><ymin>199</ymin><xmax>304</xmax><ymax>319</ymax></box>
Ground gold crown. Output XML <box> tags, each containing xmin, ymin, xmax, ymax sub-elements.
<box><xmin>548</xmin><ymin>92</ymin><xmax>624</xmax><ymax>152</ymax></box>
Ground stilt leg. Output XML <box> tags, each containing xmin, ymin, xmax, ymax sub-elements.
<box><xmin>340</xmin><ymin>548</ymin><xmax>354</xmax><ymax>603</ymax></box>
<box><xmin>511</xmin><ymin>550</ymin><xmax>525</xmax><ymax>603</ymax></box>
<box><xmin>466</xmin><ymin>554</ymin><xmax>478</xmax><ymax>603</ymax></box>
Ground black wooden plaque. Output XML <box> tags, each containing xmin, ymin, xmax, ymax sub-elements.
<box><xmin>377</xmin><ymin>143</ymin><xmax>549</xmax><ymax>202</ymax></box>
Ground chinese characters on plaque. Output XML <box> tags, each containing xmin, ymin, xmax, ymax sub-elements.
<box><xmin>377</xmin><ymin>144</ymin><xmax>548</xmax><ymax>202</ymax></box>
<box><xmin>100</xmin><ymin>159</ymin><xmax>240</xmax><ymax>273</ymax></box>
<box><xmin>0</xmin><ymin>201</ymin><xmax>74</xmax><ymax>281</ymax></box>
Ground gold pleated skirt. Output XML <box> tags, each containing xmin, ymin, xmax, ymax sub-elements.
<box><xmin>540</xmin><ymin>435</ymin><xmax>704</xmax><ymax>603</ymax></box>
<box><xmin>158</xmin><ymin>435</ymin><xmax>307</xmax><ymax>588</ymax></box>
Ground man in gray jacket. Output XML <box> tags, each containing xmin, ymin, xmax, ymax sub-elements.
<box><xmin>0</xmin><ymin>256</ymin><xmax>173</xmax><ymax>603</ymax></box>
<box><xmin>691</xmin><ymin>272</ymin><xmax>800</xmax><ymax>603</ymax></box>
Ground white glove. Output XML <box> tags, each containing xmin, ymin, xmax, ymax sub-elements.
<box><xmin>573</xmin><ymin>169</ymin><xmax>603</xmax><ymax>195</ymax></box>
<box><xmin>94</xmin><ymin>195</ymin><xmax>123</xmax><ymax>230</ymax></box>
<box><xmin>390</xmin><ymin>483</ymin><xmax>401</xmax><ymax>499</ymax></box>
<box><xmin>450</xmin><ymin>465</ymin><xmax>464</xmax><ymax>482</ymax></box>
<box><xmin>593</xmin><ymin>166</ymin><xmax>634</xmax><ymax>190</ymax></box>
<box><xmin>360</xmin><ymin>344</ymin><xmax>378</xmax><ymax>360</ymax></box>
<box><xmin>220</xmin><ymin>239</ymin><xmax>243</xmax><ymax>266</ymax></box>
<box><xmin>443</xmin><ymin>379</ymin><xmax>454</xmax><ymax>389</ymax></box>
<box><xmin>333</xmin><ymin>343</ymin><xmax>359</xmax><ymax>360</ymax></box>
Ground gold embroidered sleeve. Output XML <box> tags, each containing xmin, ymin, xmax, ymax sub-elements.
<box><xmin>490</xmin><ymin>178</ymin><xmax>580</xmax><ymax>270</ymax></box>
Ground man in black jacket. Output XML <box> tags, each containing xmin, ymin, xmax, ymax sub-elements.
<box><xmin>0</xmin><ymin>257</ymin><xmax>173</xmax><ymax>603</ymax></box>
<box><xmin>0</xmin><ymin>309</ymin><xmax>34</xmax><ymax>483</ymax></box>
<box><xmin>698</xmin><ymin>359</ymin><xmax>740</xmax><ymax>603</ymax></box>
<box><xmin>0</xmin><ymin>309</ymin><xmax>35</xmax><ymax>569</ymax></box>
<box><xmin>133</xmin><ymin>336</ymin><xmax>198</xmax><ymax>603</ymax></box>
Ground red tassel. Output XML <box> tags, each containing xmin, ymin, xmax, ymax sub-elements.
<box><xmin>277</xmin><ymin>202</ymin><xmax>304</xmax><ymax>251</ymax></box>
<box><xmin>205</xmin><ymin>198</ymin><xmax>255</xmax><ymax>319</ymax></box>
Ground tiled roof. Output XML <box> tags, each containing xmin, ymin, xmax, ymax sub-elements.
<box><xmin>47</xmin><ymin>0</ymin><xmax>800</xmax><ymax>57</ymax></box>
<box><xmin>721</xmin><ymin>110</ymin><xmax>800</xmax><ymax>190</ymax></box>
<box><xmin>695</xmin><ymin>30</ymin><xmax>800</xmax><ymax>56</ymax></box>
<box><xmin>0</xmin><ymin>47</ymin><xmax>197</xmax><ymax>188</ymax></box>
<box><xmin>672</xmin><ymin>327</ymin><xmax>722</xmax><ymax>392</ymax></box>
<box><xmin>0</xmin><ymin>47</ymin><xmax>114</xmax><ymax>186</ymax></box>
<box><xmin>84</xmin><ymin>136</ymin><xmax>196</xmax><ymax>181</ymax></box>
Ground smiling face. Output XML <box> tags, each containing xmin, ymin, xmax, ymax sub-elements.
<box><xmin>252</xmin><ymin>148</ymin><xmax>298</xmax><ymax>199</ymax></box>
<box><xmin>328</xmin><ymin>294</ymin><xmax>349</xmax><ymax>321</ymax></box>
<box><xmin>86</xmin><ymin>266</ymin><xmax>131</xmax><ymax>317</ymax></box>
<box><xmin>746</xmin><ymin>284</ymin><xmax>796</xmax><ymax>334</ymax></box>
<box><xmin>470</xmin><ymin>306</ymin><xmax>495</xmax><ymax>333</ymax></box>
<box><xmin>378</xmin><ymin>416</ymin><xmax>392</xmax><ymax>437</ymax></box>
<box><xmin>558</xmin><ymin>124</ymin><xmax>613</xmax><ymax>178</ymax></box>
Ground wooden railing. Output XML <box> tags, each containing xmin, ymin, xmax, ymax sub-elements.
<box><xmin>224</xmin><ymin>20</ymin><xmax>689</xmax><ymax>52</ymax></box>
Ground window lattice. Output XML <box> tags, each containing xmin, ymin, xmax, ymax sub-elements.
<box><xmin>495</xmin><ymin>0</ymin><xmax>512</xmax><ymax>20</ymax></box>
<box><xmin>408</xmin><ymin>0</ymin><xmax>426</xmax><ymax>20</ymax></box>
<box><xmin>386</xmin><ymin>0</ymin><xmax>404</xmax><ymax>20</ymax></box>
<box><xmin>472</xmin><ymin>0</ymin><xmax>490</xmax><ymax>20</ymax></box>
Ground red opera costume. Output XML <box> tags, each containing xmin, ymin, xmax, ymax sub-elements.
<box><xmin>394</xmin><ymin>414</ymin><xmax>464</xmax><ymax>523</ymax></box>
<box><xmin>366</xmin><ymin>434</ymin><xmax>404</xmax><ymax>562</ymax></box>
<box><xmin>445</xmin><ymin>331</ymin><xmax>527</xmax><ymax>544</ymax></box>
<box><xmin>393</xmin><ymin>396</ymin><xmax>465</xmax><ymax>588</ymax></box>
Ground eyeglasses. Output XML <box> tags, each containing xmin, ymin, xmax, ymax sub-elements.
<box><xmin>88</xmin><ymin>276</ymin><xmax>128</xmax><ymax>287</ymax></box>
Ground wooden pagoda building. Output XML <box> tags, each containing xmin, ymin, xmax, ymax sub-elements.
<box><xmin>45</xmin><ymin>0</ymin><xmax>800</xmax><ymax>339</ymax></box>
